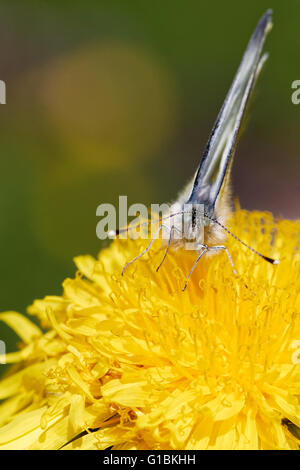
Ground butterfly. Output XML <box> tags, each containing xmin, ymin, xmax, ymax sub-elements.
<box><xmin>113</xmin><ymin>9</ymin><xmax>279</xmax><ymax>289</ymax></box>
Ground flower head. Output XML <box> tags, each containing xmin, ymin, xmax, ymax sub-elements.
<box><xmin>0</xmin><ymin>209</ymin><xmax>300</xmax><ymax>450</ymax></box>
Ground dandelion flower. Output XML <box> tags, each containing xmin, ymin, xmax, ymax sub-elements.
<box><xmin>0</xmin><ymin>209</ymin><xmax>300</xmax><ymax>450</ymax></box>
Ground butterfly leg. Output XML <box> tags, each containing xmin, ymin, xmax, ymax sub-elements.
<box><xmin>182</xmin><ymin>245</ymin><xmax>208</xmax><ymax>291</ymax></box>
<box><xmin>208</xmin><ymin>245</ymin><xmax>238</xmax><ymax>275</ymax></box>
<box><xmin>156</xmin><ymin>225</ymin><xmax>182</xmax><ymax>272</ymax></box>
<box><xmin>121</xmin><ymin>224</ymin><xmax>170</xmax><ymax>276</ymax></box>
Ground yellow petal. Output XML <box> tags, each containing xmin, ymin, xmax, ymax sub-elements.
<box><xmin>0</xmin><ymin>407</ymin><xmax>47</xmax><ymax>446</ymax></box>
<box><xmin>0</xmin><ymin>360</ymin><xmax>56</xmax><ymax>399</ymax></box>
<box><xmin>199</xmin><ymin>392</ymin><xmax>245</xmax><ymax>421</ymax></box>
<box><xmin>0</xmin><ymin>311</ymin><xmax>42</xmax><ymax>343</ymax></box>
<box><xmin>67</xmin><ymin>365</ymin><xmax>95</xmax><ymax>402</ymax></box>
<box><xmin>101</xmin><ymin>379</ymin><xmax>154</xmax><ymax>407</ymax></box>
<box><xmin>69</xmin><ymin>394</ymin><xmax>85</xmax><ymax>434</ymax></box>
<box><xmin>0</xmin><ymin>393</ymin><xmax>34</xmax><ymax>427</ymax></box>
<box><xmin>209</xmin><ymin>418</ymin><xmax>237</xmax><ymax>450</ymax></box>
<box><xmin>0</xmin><ymin>344</ymin><xmax>35</xmax><ymax>364</ymax></box>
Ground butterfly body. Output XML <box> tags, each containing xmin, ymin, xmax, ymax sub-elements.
<box><xmin>165</xmin><ymin>174</ymin><xmax>232</xmax><ymax>250</ymax></box>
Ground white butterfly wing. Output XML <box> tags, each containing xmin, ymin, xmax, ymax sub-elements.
<box><xmin>187</xmin><ymin>10</ymin><xmax>273</xmax><ymax>212</ymax></box>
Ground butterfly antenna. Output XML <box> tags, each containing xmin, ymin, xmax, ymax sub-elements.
<box><xmin>209</xmin><ymin>216</ymin><xmax>279</xmax><ymax>265</ymax></box>
<box><xmin>108</xmin><ymin>210</ymin><xmax>187</xmax><ymax>238</ymax></box>
<box><xmin>108</xmin><ymin>220</ymin><xmax>152</xmax><ymax>238</ymax></box>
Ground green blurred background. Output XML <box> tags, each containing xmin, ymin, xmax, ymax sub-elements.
<box><xmin>0</xmin><ymin>0</ymin><xmax>299</xmax><ymax>360</ymax></box>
